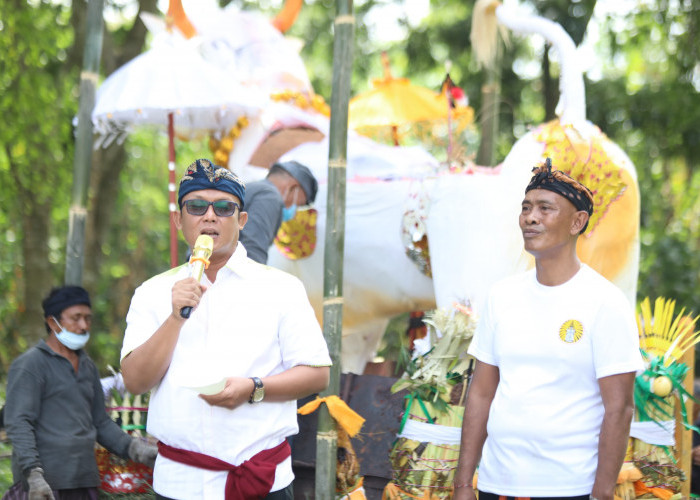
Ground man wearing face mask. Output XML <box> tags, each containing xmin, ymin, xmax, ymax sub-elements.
<box><xmin>2</xmin><ymin>286</ymin><xmax>157</xmax><ymax>500</ymax></box>
<box><xmin>238</xmin><ymin>160</ymin><xmax>318</xmax><ymax>264</ymax></box>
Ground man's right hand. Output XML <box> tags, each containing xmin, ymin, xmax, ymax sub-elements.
<box><xmin>171</xmin><ymin>278</ymin><xmax>206</xmax><ymax>320</ymax></box>
<box><xmin>452</xmin><ymin>485</ymin><xmax>477</xmax><ymax>500</ymax></box>
<box><xmin>27</xmin><ymin>468</ymin><xmax>54</xmax><ymax>500</ymax></box>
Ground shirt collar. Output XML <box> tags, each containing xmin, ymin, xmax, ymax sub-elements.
<box><xmin>223</xmin><ymin>242</ymin><xmax>256</xmax><ymax>279</ymax></box>
<box><xmin>37</xmin><ymin>339</ymin><xmax>53</xmax><ymax>354</ymax></box>
<box><xmin>183</xmin><ymin>241</ymin><xmax>257</xmax><ymax>282</ymax></box>
<box><xmin>37</xmin><ymin>338</ymin><xmax>86</xmax><ymax>358</ymax></box>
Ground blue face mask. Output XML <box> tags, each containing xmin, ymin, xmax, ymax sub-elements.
<box><xmin>281</xmin><ymin>204</ymin><xmax>297</xmax><ymax>222</ymax></box>
<box><xmin>53</xmin><ymin>317</ymin><xmax>90</xmax><ymax>350</ymax></box>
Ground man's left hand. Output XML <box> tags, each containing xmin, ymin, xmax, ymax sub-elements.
<box><xmin>200</xmin><ymin>377</ymin><xmax>254</xmax><ymax>409</ymax></box>
<box><xmin>128</xmin><ymin>437</ymin><xmax>158</xmax><ymax>468</ymax></box>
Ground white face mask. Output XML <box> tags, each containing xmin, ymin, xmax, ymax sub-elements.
<box><xmin>52</xmin><ymin>317</ymin><xmax>90</xmax><ymax>350</ymax></box>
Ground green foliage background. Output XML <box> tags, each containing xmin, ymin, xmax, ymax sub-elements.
<box><xmin>0</xmin><ymin>0</ymin><xmax>698</xmax><ymax>493</ymax></box>
<box><xmin>0</xmin><ymin>0</ymin><xmax>698</xmax><ymax>379</ymax></box>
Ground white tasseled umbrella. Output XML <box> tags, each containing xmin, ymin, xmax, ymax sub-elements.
<box><xmin>92</xmin><ymin>36</ymin><xmax>267</xmax><ymax>267</ymax></box>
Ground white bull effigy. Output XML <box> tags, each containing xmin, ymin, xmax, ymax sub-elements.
<box><xmin>256</xmin><ymin>5</ymin><xmax>640</xmax><ymax>373</ymax></box>
<box><xmin>150</xmin><ymin>0</ymin><xmax>640</xmax><ymax>375</ymax></box>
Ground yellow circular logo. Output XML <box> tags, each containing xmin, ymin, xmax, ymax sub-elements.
<box><xmin>559</xmin><ymin>320</ymin><xmax>583</xmax><ymax>343</ymax></box>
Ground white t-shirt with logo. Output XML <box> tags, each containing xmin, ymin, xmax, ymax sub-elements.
<box><xmin>468</xmin><ymin>264</ymin><xmax>643</xmax><ymax>496</ymax></box>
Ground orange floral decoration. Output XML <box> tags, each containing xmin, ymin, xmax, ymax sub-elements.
<box><xmin>270</xmin><ymin>90</ymin><xmax>331</xmax><ymax>117</ymax></box>
<box><xmin>208</xmin><ymin>115</ymin><xmax>250</xmax><ymax>167</ymax></box>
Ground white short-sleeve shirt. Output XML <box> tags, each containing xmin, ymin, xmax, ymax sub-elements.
<box><xmin>121</xmin><ymin>244</ymin><xmax>331</xmax><ymax>499</ymax></box>
<box><xmin>468</xmin><ymin>265</ymin><xmax>643</xmax><ymax>496</ymax></box>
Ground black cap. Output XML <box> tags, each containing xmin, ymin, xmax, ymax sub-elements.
<box><xmin>272</xmin><ymin>161</ymin><xmax>318</xmax><ymax>204</ymax></box>
<box><xmin>42</xmin><ymin>286</ymin><xmax>91</xmax><ymax>319</ymax></box>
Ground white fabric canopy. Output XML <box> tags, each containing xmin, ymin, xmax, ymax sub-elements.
<box><xmin>92</xmin><ymin>37</ymin><xmax>267</xmax><ymax>145</ymax></box>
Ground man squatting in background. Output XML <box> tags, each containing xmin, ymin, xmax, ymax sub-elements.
<box><xmin>238</xmin><ymin>160</ymin><xmax>318</xmax><ymax>265</ymax></box>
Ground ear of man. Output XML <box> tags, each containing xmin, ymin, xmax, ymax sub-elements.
<box><xmin>45</xmin><ymin>316</ymin><xmax>60</xmax><ymax>334</ymax></box>
<box><xmin>571</xmin><ymin>211</ymin><xmax>590</xmax><ymax>236</ymax></box>
<box><xmin>173</xmin><ymin>210</ymin><xmax>183</xmax><ymax>231</ymax></box>
<box><xmin>237</xmin><ymin>211</ymin><xmax>248</xmax><ymax>229</ymax></box>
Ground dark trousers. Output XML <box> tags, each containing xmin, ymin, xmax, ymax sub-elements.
<box><xmin>2</xmin><ymin>484</ymin><xmax>97</xmax><ymax>500</ymax></box>
<box><xmin>155</xmin><ymin>482</ymin><xmax>293</xmax><ymax>500</ymax></box>
<box><xmin>478</xmin><ymin>492</ymin><xmax>590</xmax><ymax>500</ymax></box>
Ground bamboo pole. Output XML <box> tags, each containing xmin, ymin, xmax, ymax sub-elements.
<box><xmin>315</xmin><ymin>0</ymin><xmax>355</xmax><ymax>498</ymax></box>
<box><xmin>674</xmin><ymin>345</ymin><xmax>694</xmax><ymax>497</ymax></box>
<box><xmin>475</xmin><ymin>62</ymin><xmax>501</xmax><ymax>167</ymax></box>
<box><xmin>167</xmin><ymin>113</ymin><xmax>179</xmax><ymax>268</ymax></box>
<box><xmin>65</xmin><ymin>0</ymin><xmax>104</xmax><ymax>285</ymax></box>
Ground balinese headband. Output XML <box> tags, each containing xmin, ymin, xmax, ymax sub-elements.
<box><xmin>178</xmin><ymin>158</ymin><xmax>246</xmax><ymax>209</ymax></box>
<box><xmin>525</xmin><ymin>157</ymin><xmax>594</xmax><ymax>233</ymax></box>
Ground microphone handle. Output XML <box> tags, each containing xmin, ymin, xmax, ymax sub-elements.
<box><xmin>180</xmin><ymin>261</ymin><xmax>206</xmax><ymax>319</ymax></box>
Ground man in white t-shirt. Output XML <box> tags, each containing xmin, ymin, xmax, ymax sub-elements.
<box><xmin>120</xmin><ymin>158</ymin><xmax>331</xmax><ymax>500</ymax></box>
<box><xmin>454</xmin><ymin>158</ymin><xmax>643</xmax><ymax>500</ymax></box>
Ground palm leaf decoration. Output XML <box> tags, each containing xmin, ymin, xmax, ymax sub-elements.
<box><xmin>635</xmin><ymin>297</ymin><xmax>700</xmax><ymax>432</ymax></box>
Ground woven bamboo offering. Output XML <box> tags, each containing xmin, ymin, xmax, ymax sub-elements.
<box><xmin>387</xmin><ymin>400</ymin><xmax>463</xmax><ymax>499</ymax></box>
<box><xmin>385</xmin><ymin>304</ymin><xmax>476</xmax><ymax>500</ymax></box>
<box><xmin>100</xmin><ymin>372</ymin><xmax>153</xmax><ymax>493</ymax></box>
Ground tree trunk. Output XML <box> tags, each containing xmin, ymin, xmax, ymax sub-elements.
<box><xmin>83</xmin><ymin>0</ymin><xmax>157</xmax><ymax>291</ymax></box>
<box><xmin>84</xmin><ymin>144</ymin><xmax>129</xmax><ymax>291</ymax></box>
<box><xmin>476</xmin><ymin>65</ymin><xmax>501</xmax><ymax>167</ymax></box>
<box><xmin>542</xmin><ymin>45</ymin><xmax>558</xmax><ymax>122</ymax></box>
<box><xmin>20</xmin><ymin>198</ymin><xmax>53</xmax><ymax>343</ymax></box>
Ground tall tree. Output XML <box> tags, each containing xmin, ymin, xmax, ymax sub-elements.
<box><xmin>0</xmin><ymin>1</ymin><xmax>77</xmax><ymax>351</ymax></box>
<box><xmin>84</xmin><ymin>0</ymin><xmax>157</xmax><ymax>292</ymax></box>
<box><xmin>0</xmin><ymin>0</ymin><xmax>156</xmax><ymax>372</ymax></box>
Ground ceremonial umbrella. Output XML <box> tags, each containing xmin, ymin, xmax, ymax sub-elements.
<box><xmin>349</xmin><ymin>77</ymin><xmax>449</xmax><ymax>128</ymax></box>
<box><xmin>92</xmin><ymin>36</ymin><xmax>266</xmax><ymax>267</ymax></box>
<box><xmin>348</xmin><ymin>76</ymin><xmax>449</xmax><ymax>145</ymax></box>
<box><xmin>348</xmin><ymin>54</ymin><xmax>473</xmax><ymax>154</ymax></box>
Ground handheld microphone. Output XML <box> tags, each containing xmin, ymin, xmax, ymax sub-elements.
<box><xmin>180</xmin><ymin>234</ymin><xmax>214</xmax><ymax>319</ymax></box>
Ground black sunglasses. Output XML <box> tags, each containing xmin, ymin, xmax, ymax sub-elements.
<box><xmin>183</xmin><ymin>199</ymin><xmax>240</xmax><ymax>217</ymax></box>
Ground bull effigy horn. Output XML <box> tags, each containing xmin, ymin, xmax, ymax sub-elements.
<box><xmin>166</xmin><ymin>0</ymin><xmax>197</xmax><ymax>39</ymax></box>
<box><xmin>272</xmin><ymin>0</ymin><xmax>303</xmax><ymax>33</ymax></box>
<box><xmin>471</xmin><ymin>0</ymin><xmax>586</xmax><ymax>126</ymax></box>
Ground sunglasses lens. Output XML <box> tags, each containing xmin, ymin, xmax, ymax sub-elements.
<box><xmin>185</xmin><ymin>200</ymin><xmax>209</xmax><ymax>215</ymax></box>
<box><xmin>184</xmin><ymin>200</ymin><xmax>238</xmax><ymax>216</ymax></box>
<box><xmin>213</xmin><ymin>201</ymin><xmax>236</xmax><ymax>217</ymax></box>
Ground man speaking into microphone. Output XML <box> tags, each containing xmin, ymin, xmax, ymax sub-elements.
<box><xmin>120</xmin><ymin>158</ymin><xmax>331</xmax><ymax>500</ymax></box>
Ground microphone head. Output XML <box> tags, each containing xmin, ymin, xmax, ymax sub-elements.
<box><xmin>191</xmin><ymin>234</ymin><xmax>214</xmax><ymax>259</ymax></box>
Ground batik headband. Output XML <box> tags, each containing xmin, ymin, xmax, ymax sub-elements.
<box><xmin>177</xmin><ymin>158</ymin><xmax>246</xmax><ymax>208</ymax></box>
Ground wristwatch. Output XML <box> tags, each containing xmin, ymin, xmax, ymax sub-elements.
<box><xmin>249</xmin><ymin>377</ymin><xmax>264</xmax><ymax>403</ymax></box>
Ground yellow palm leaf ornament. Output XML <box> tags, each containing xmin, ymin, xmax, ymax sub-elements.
<box><xmin>635</xmin><ymin>297</ymin><xmax>700</xmax><ymax>428</ymax></box>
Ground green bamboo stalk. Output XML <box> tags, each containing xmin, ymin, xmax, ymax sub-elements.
<box><xmin>315</xmin><ymin>1</ymin><xmax>355</xmax><ymax>499</ymax></box>
<box><xmin>65</xmin><ymin>0</ymin><xmax>104</xmax><ymax>285</ymax></box>
<box><xmin>475</xmin><ymin>62</ymin><xmax>502</xmax><ymax>167</ymax></box>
